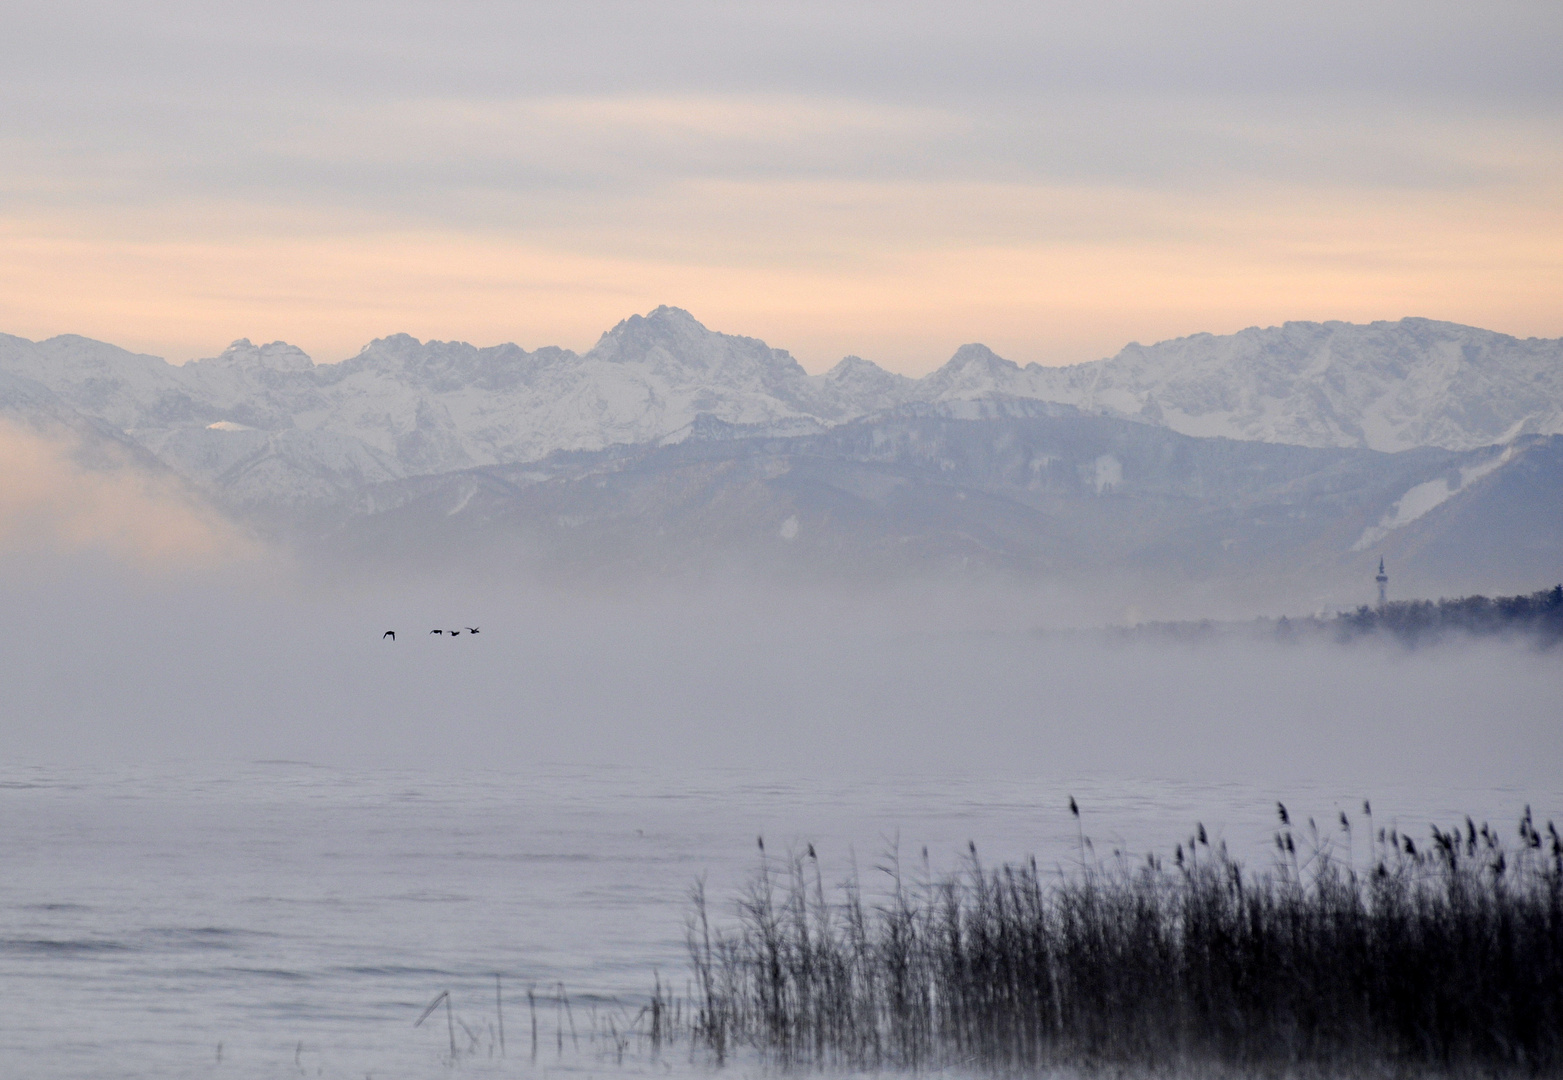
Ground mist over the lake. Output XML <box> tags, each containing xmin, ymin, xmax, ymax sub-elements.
<box><xmin>2</xmin><ymin>531</ymin><xmax>1555</xmax><ymax>795</ymax></box>
<box><xmin>4</xmin><ymin>501</ymin><xmax>1559</xmax><ymax>1077</ymax></box>
<box><xmin>0</xmin><ymin>407</ymin><xmax>1555</xmax><ymax>788</ymax></box>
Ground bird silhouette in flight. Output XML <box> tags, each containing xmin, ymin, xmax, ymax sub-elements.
<box><xmin>430</xmin><ymin>629</ymin><xmax>443</xmax><ymax>635</ymax></box>
<box><xmin>448</xmin><ymin>629</ymin><xmax>461</xmax><ymax>636</ymax></box>
<box><xmin>466</xmin><ymin>627</ymin><xmax>480</xmax><ymax>634</ymax></box>
<box><xmin>383</xmin><ymin>631</ymin><xmax>395</xmax><ymax>641</ymax></box>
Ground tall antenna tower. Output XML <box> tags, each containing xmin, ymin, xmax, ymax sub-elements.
<box><xmin>1375</xmin><ymin>557</ymin><xmax>1388</xmax><ymax>610</ymax></box>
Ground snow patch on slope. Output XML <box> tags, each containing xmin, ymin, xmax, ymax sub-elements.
<box><xmin>1352</xmin><ymin>445</ymin><xmax>1517</xmax><ymax>550</ymax></box>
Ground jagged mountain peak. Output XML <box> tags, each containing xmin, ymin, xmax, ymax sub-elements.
<box><xmin>823</xmin><ymin>354</ymin><xmax>910</xmax><ymax>385</ymax></box>
<box><xmin>587</xmin><ymin>306</ymin><xmax>804</xmax><ymax>375</ymax></box>
<box><xmin>6</xmin><ymin>312</ymin><xmax>1562</xmax><ymax>514</ymax></box>
<box><xmin>589</xmin><ymin>306</ymin><xmax>707</xmax><ymax>358</ymax></box>
<box><xmin>825</xmin><ymin>354</ymin><xmax>878</xmax><ymax>375</ymax></box>
<box><xmin>341</xmin><ymin>335</ymin><xmax>567</xmax><ymax>393</ymax></box>
<box><xmin>1057</xmin><ymin>317</ymin><xmax>1563</xmax><ymax>451</ymax></box>
<box><xmin>354</xmin><ymin>333</ymin><xmax>440</xmax><ymax>364</ymax></box>
<box><xmin>819</xmin><ymin>355</ymin><xmax>914</xmax><ymax>414</ymax></box>
<box><xmin>916</xmin><ymin>343</ymin><xmax>1031</xmax><ymax>401</ymax></box>
<box><xmin>207</xmin><ymin>338</ymin><xmax>315</xmax><ymax>372</ymax></box>
<box><xmin>366</xmin><ymin>331</ymin><xmax>424</xmax><ymax>348</ymax></box>
<box><xmin>946</xmin><ymin>343</ymin><xmax>1018</xmax><ymax>369</ymax></box>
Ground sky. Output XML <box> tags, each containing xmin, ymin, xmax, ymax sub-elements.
<box><xmin>2</xmin><ymin>0</ymin><xmax>1561</xmax><ymax>372</ymax></box>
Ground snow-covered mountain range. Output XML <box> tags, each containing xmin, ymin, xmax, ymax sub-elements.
<box><xmin>1019</xmin><ymin>320</ymin><xmax>1563</xmax><ymax>453</ymax></box>
<box><xmin>313</xmin><ymin>408</ymin><xmax>1562</xmax><ymax>602</ymax></box>
<box><xmin>3</xmin><ymin>307</ymin><xmax>1560</xmax><ymax>512</ymax></box>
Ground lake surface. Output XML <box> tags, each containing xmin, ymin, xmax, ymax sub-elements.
<box><xmin>2</xmin><ymin>763</ymin><xmax>1556</xmax><ymax>1079</ymax></box>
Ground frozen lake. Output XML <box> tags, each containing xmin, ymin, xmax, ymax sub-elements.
<box><xmin>2</xmin><ymin>762</ymin><xmax>1558</xmax><ymax>1079</ymax></box>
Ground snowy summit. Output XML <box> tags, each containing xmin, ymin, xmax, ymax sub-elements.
<box><xmin>2</xmin><ymin>309</ymin><xmax>1560</xmax><ymax>509</ymax></box>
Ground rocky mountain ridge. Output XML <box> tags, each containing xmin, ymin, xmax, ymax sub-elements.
<box><xmin>3</xmin><ymin>308</ymin><xmax>1560</xmax><ymax>513</ymax></box>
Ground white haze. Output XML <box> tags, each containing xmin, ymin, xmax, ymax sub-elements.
<box><xmin>0</xmin><ymin>421</ymin><xmax>1555</xmax><ymax>790</ymax></box>
<box><xmin>2</xmin><ymin>548</ymin><xmax>1559</xmax><ymax>795</ymax></box>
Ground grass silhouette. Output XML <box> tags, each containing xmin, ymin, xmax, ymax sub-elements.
<box><xmin>686</xmin><ymin>806</ymin><xmax>1563</xmax><ymax>1076</ymax></box>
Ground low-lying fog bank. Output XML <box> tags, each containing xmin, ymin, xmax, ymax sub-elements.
<box><xmin>3</xmin><ymin>552</ymin><xmax>1558</xmax><ymax>791</ymax></box>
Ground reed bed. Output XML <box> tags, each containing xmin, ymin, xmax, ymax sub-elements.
<box><xmin>687</xmin><ymin>808</ymin><xmax>1563</xmax><ymax>1077</ymax></box>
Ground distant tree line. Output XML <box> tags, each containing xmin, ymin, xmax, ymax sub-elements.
<box><xmin>1337</xmin><ymin>584</ymin><xmax>1563</xmax><ymax>648</ymax></box>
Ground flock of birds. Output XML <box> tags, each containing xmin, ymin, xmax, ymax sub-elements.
<box><xmin>380</xmin><ymin>628</ymin><xmax>479</xmax><ymax>640</ymax></box>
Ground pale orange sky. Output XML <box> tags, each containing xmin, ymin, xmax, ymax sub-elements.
<box><xmin>3</xmin><ymin>4</ymin><xmax>1561</xmax><ymax>373</ymax></box>
<box><xmin>3</xmin><ymin>176</ymin><xmax>1558</xmax><ymax>374</ymax></box>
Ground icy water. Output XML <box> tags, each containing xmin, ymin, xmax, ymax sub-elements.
<box><xmin>2</xmin><ymin>763</ymin><xmax>1558</xmax><ymax>1079</ymax></box>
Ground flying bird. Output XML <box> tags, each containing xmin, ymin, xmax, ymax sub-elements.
<box><xmin>430</xmin><ymin>629</ymin><xmax>443</xmax><ymax>635</ymax></box>
<box><xmin>448</xmin><ymin>629</ymin><xmax>461</xmax><ymax>636</ymax></box>
<box><xmin>465</xmin><ymin>627</ymin><xmax>480</xmax><ymax>634</ymax></box>
<box><xmin>383</xmin><ymin>631</ymin><xmax>395</xmax><ymax>641</ymax></box>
